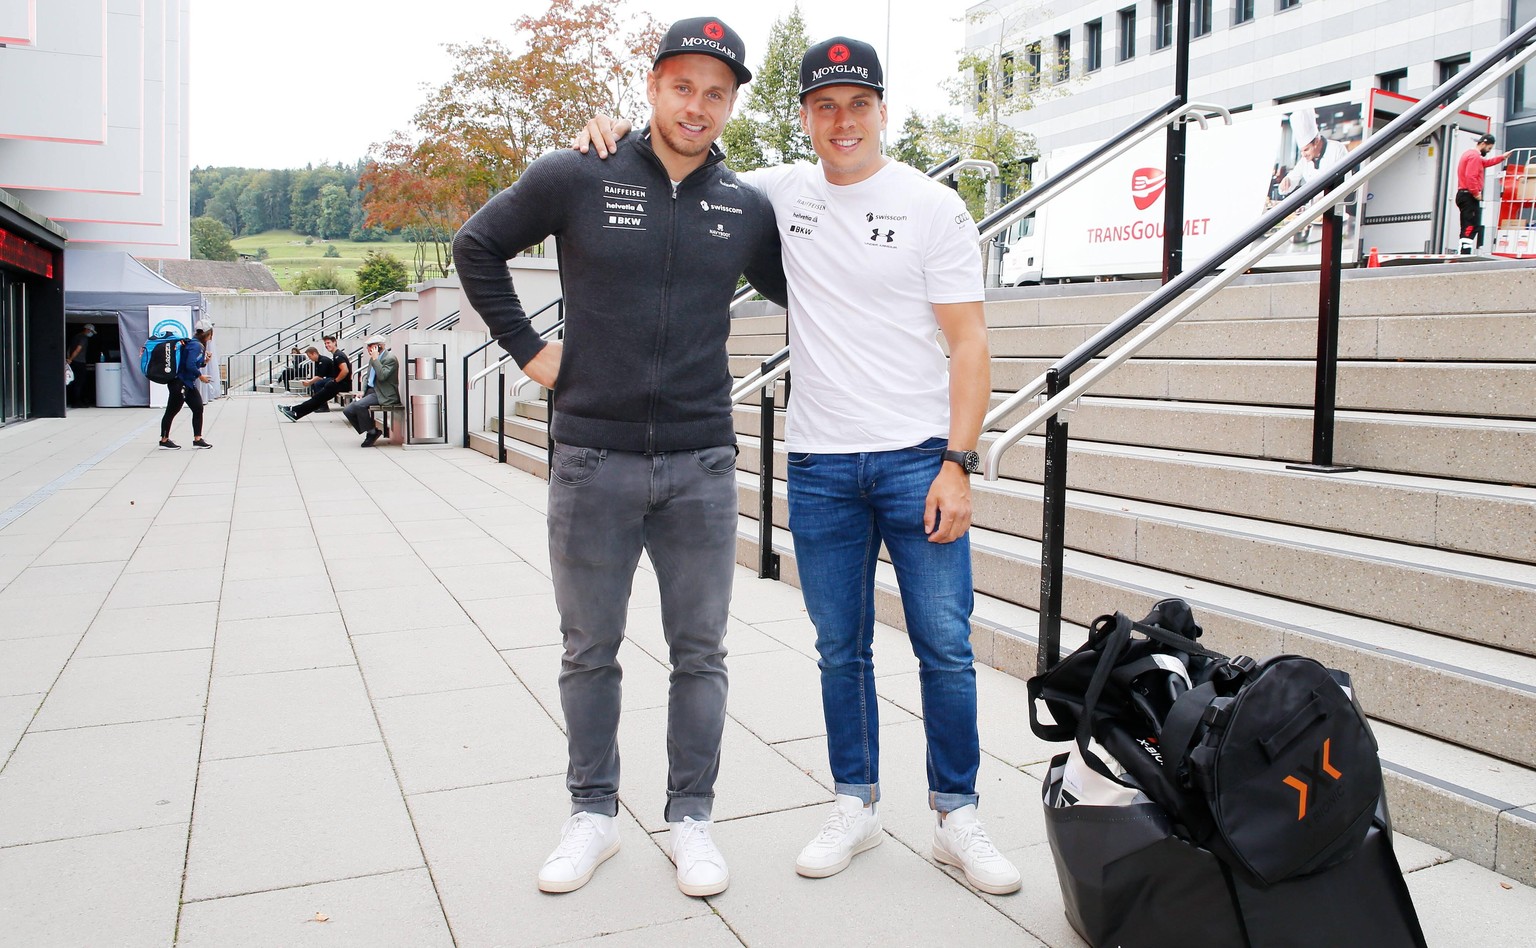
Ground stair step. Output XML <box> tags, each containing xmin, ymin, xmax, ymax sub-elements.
<box><xmin>985</xmin><ymin>313</ymin><xmax>1536</xmax><ymax>362</ymax></box>
<box><xmin>984</xmin><ymin>436</ymin><xmax>1536</xmax><ymax>565</ymax></box>
<box><xmin>979</xmin><ymin>396</ymin><xmax>1536</xmax><ymax>486</ymax></box>
<box><xmin>989</xmin><ymin>357</ymin><xmax>1536</xmax><ymax>418</ymax></box>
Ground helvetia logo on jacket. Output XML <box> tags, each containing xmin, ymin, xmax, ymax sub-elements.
<box><xmin>1131</xmin><ymin>168</ymin><xmax>1167</xmax><ymax>211</ymax></box>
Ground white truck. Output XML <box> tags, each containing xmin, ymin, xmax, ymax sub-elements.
<box><xmin>998</xmin><ymin>90</ymin><xmax>1493</xmax><ymax>285</ymax></box>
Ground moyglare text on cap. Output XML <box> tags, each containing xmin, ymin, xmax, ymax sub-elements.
<box><xmin>799</xmin><ymin>36</ymin><xmax>885</xmax><ymax>99</ymax></box>
<box><xmin>654</xmin><ymin>17</ymin><xmax>752</xmax><ymax>85</ymax></box>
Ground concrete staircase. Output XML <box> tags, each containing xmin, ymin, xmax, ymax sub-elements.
<box><xmin>469</xmin><ymin>262</ymin><xmax>1536</xmax><ymax>886</ymax></box>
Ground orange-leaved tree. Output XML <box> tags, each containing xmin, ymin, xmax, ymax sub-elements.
<box><xmin>362</xmin><ymin>0</ymin><xmax>663</xmax><ymax>278</ymax></box>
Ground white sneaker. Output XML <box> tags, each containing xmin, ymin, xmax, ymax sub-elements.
<box><xmin>537</xmin><ymin>811</ymin><xmax>620</xmax><ymax>893</ymax></box>
<box><xmin>795</xmin><ymin>794</ymin><xmax>883</xmax><ymax>878</ymax></box>
<box><xmin>932</xmin><ymin>805</ymin><xmax>1021</xmax><ymax>895</ymax></box>
<box><xmin>670</xmin><ymin>817</ymin><xmax>729</xmax><ymax>897</ymax></box>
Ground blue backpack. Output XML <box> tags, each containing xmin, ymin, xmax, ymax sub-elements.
<box><xmin>140</xmin><ymin>330</ymin><xmax>187</xmax><ymax>384</ymax></box>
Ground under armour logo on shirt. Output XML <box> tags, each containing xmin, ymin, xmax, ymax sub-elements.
<box><xmin>870</xmin><ymin>228</ymin><xmax>895</xmax><ymax>243</ymax></box>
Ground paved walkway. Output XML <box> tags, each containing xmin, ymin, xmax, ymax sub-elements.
<box><xmin>1</xmin><ymin>396</ymin><xmax>1533</xmax><ymax>947</ymax></box>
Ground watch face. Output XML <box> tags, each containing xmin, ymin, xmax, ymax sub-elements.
<box><xmin>964</xmin><ymin>450</ymin><xmax>981</xmax><ymax>473</ymax></box>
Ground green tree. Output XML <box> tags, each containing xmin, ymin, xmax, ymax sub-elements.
<box><xmin>293</xmin><ymin>266</ymin><xmax>353</xmax><ymax>294</ymax></box>
<box><xmin>190</xmin><ymin>216</ymin><xmax>238</xmax><ymax>261</ymax></box>
<box><xmin>316</xmin><ymin>183</ymin><xmax>353</xmax><ymax>239</ymax></box>
<box><xmin>893</xmin><ymin>112</ymin><xmax>943</xmax><ymax>173</ymax></box>
<box><xmin>720</xmin><ymin>6</ymin><xmax>813</xmax><ymax>171</ymax></box>
<box><xmin>355</xmin><ymin>250</ymin><xmax>410</xmax><ymax>299</ymax></box>
<box><xmin>323</xmin><ymin>243</ymin><xmax>340</xmax><ymax>258</ymax></box>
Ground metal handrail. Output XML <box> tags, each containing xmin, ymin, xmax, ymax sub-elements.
<box><xmin>461</xmin><ymin>298</ymin><xmax>565</xmax><ymax>449</ymax></box>
<box><xmin>974</xmin><ymin>99</ymin><xmax>1230</xmax><ymax>245</ymax></box>
<box><xmin>983</xmin><ymin>21</ymin><xmax>1536</xmax><ymax>478</ymax></box>
<box><xmin>730</xmin><ymin>345</ymin><xmax>790</xmax><ymax>404</ymax></box>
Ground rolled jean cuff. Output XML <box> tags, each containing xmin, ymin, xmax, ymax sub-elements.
<box><xmin>664</xmin><ymin>791</ymin><xmax>714</xmax><ymax>823</ymax></box>
<box><xmin>930</xmin><ymin>791</ymin><xmax>979</xmax><ymax>813</ymax></box>
<box><xmin>835</xmin><ymin>782</ymin><xmax>880</xmax><ymax>806</ymax></box>
<box><xmin>571</xmin><ymin>794</ymin><xmax>619</xmax><ymax>818</ymax></box>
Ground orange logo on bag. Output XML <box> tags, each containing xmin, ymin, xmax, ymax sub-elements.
<box><xmin>1282</xmin><ymin>738</ymin><xmax>1342</xmax><ymax>820</ymax></box>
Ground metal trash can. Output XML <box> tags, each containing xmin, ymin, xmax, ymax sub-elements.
<box><xmin>413</xmin><ymin>357</ymin><xmax>439</xmax><ymax>380</ymax></box>
<box><xmin>410</xmin><ymin>394</ymin><xmax>444</xmax><ymax>440</ymax></box>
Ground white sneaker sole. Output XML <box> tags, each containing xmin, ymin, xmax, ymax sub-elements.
<box><xmin>795</xmin><ymin>829</ymin><xmax>883</xmax><ymax>879</ymax></box>
<box><xmin>537</xmin><ymin>838</ymin><xmax>620</xmax><ymax>894</ymax></box>
<box><xmin>932</xmin><ymin>845</ymin><xmax>1022</xmax><ymax>895</ymax></box>
<box><xmin>677</xmin><ymin>870</ymin><xmax>729</xmax><ymax>898</ymax></box>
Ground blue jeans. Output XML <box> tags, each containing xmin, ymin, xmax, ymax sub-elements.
<box><xmin>786</xmin><ymin>437</ymin><xmax>980</xmax><ymax>813</ymax></box>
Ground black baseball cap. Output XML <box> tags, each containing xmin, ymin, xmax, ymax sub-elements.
<box><xmin>654</xmin><ymin>17</ymin><xmax>752</xmax><ymax>86</ymax></box>
<box><xmin>799</xmin><ymin>36</ymin><xmax>885</xmax><ymax>99</ymax></box>
<box><xmin>1477</xmin><ymin>133</ymin><xmax>1497</xmax><ymax>145</ymax></box>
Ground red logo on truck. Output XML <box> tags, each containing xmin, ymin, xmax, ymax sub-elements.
<box><xmin>1132</xmin><ymin>168</ymin><xmax>1167</xmax><ymax>210</ymax></box>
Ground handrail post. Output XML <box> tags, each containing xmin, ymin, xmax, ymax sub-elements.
<box><xmin>496</xmin><ymin>366</ymin><xmax>506</xmax><ymax>464</ymax></box>
<box><xmin>1037</xmin><ymin>368</ymin><xmax>1070</xmax><ymax>673</ymax></box>
<box><xmin>758</xmin><ymin>360</ymin><xmax>781</xmax><ymax>580</ymax></box>
<box><xmin>1162</xmin><ymin>0</ymin><xmax>1192</xmax><ymax>283</ymax></box>
<box><xmin>1289</xmin><ymin>206</ymin><xmax>1358</xmax><ymax>474</ymax></box>
<box><xmin>462</xmin><ymin>351</ymin><xmax>471</xmax><ymax>449</ymax></box>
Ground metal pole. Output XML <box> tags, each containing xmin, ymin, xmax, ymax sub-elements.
<box><xmin>1162</xmin><ymin>0</ymin><xmax>1192</xmax><ymax>283</ymax></box>
<box><xmin>496</xmin><ymin>367</ymin><xmax>506</xmax><ymax>464</ymax></box>
<box><xmin>758</xmin><ymin>363</ymin><xmax>780</xmax><ymax>580</ymax></box>
<box><xmin>1037</xmin><ymin>369</ymin><xmax>1070</xmax><ymax>673</ymax></box>
<box><xmin>461</xmin><ymin>353</ymin><xmax>471</xmax><ymax>449</ymax></box>
<box><xmin>1290</xmin><ymin>207</ymin><xmax>1356</xmax><ymax>474</ymax></box>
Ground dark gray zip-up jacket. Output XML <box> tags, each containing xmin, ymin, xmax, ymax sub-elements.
<box><xmin>453</xmin><ymin>130</ymin><xmax>787</xmax><ymax>453</ymax></box>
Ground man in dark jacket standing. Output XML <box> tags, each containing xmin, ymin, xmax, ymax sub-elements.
<box><xmin>452</xmin><ymin>17</ymin><xmax>785</xmax><ymax>899</ymax></box>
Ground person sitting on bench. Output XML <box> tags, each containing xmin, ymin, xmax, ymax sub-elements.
<box><xmin>280</xmin><ymin>335</ymin><xmax>351</xmax><ymax>421</ymax></box>
<box><xmin>345</xmin><ymin>335</ymin><xmax>400</xmax><ymax>447</ymax></box>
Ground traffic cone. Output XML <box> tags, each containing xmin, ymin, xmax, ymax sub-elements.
<box><xmin>1367</xmin><ymin>246</ymin><xmax>1380</xmax><ymax>268</ymax></box>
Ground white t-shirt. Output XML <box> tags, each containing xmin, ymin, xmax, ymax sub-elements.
<box><xmin>742</xmin><ymin>160</ymin><xmax>983</xmax><ymax>453</ymax></box>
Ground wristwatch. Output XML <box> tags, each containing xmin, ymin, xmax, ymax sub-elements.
<box><xmin>943</xmin><ymin>449</ymin><xmax>981</xmax><ymax>474</ymax></box>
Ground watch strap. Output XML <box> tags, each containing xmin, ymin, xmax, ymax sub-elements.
<box><xmin>942</xmin><ymin>449</ymin><xmax>979</xmax><ymax>473</ymax></box>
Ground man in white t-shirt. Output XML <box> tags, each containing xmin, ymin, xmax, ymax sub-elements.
<box><xmin>575</xmin><ymin>35</ymin><xmax>1020</xmax><ymax>896</ymax></box>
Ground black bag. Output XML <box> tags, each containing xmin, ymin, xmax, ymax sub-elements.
<box><xmin>1042</xmin><ymin>756</ymin><xmax>1427</xmax><ymax>948</ymax></box>
<box><xmin>1032</xmin><ymin>600</ymin><xmax>1426</xmax><ymax>947</ymax></box>
<box><xmin>1158</xmin><ymin>654</ymin><xmax>1383</xmax><ymax>885</ymax></box>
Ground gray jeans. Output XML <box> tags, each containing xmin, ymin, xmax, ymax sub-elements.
<box><xmin>547</xmin><ymin>441</ymin><xmax>739</xmax><ymax>823</ymax></box>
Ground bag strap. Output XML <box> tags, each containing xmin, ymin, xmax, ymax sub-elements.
<box><xmin>1125</xmin><ymin>616</ymin><xmax>1225</xmax><ymax>660</ymax></box>
<box><xmin>1157</xmin><ymin>680</ymin><xmax>1221</xmax><ymax>783</ymax></box>
<box><xmin>1072</xmin><ymin>612</ymin><xmax>1138</xmax><ymax>784</ymax></box>
<box><xmin>1027</xmin><ymin>611</ymin><xmax>1126</xmax><ymax>741</ymax></box>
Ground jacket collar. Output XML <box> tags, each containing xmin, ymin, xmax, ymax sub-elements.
<box><xmin>634</xmin><ymin>125</ymin><xmax>726</xmax><ymax>184</ymax></box>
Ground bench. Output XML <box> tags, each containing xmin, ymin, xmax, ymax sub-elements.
<box><xmin>367</xmin><ymin>403</ymin><xmax>405</xmax><ymax>445</ymax></box>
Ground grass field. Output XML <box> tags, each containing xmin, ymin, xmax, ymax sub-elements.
<box><xmin>229</xmin><ymin>230</ymin><xmax>420</xmax><ymax>293</ymax></box>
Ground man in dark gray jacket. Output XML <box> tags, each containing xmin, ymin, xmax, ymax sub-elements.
<box><xmin>452</xmin><ymin>16</ymin><xmax>785</xmax><ymax>899</ymax></box>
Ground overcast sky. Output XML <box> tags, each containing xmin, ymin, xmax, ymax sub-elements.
<box><xmin>189</xmin><ymin>1</ymin><xmax>972</xmax><ymax>169</ymax></box>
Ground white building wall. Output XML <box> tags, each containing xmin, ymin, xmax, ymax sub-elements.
<box><xmin>965</xmin><ymin>0</ymin><xmax>1516</xmax><ymax>156</ymax></box>
<box><xmin>0</xmin><ymin>0</ymin><xmax>190</xmax><ymax>258</ymax></box>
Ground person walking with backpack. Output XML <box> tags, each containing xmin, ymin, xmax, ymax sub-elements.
<box><xmin>159</xmin><ymin>327</ymin><xmax>213</xmax><ymax>450</ymax></box>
